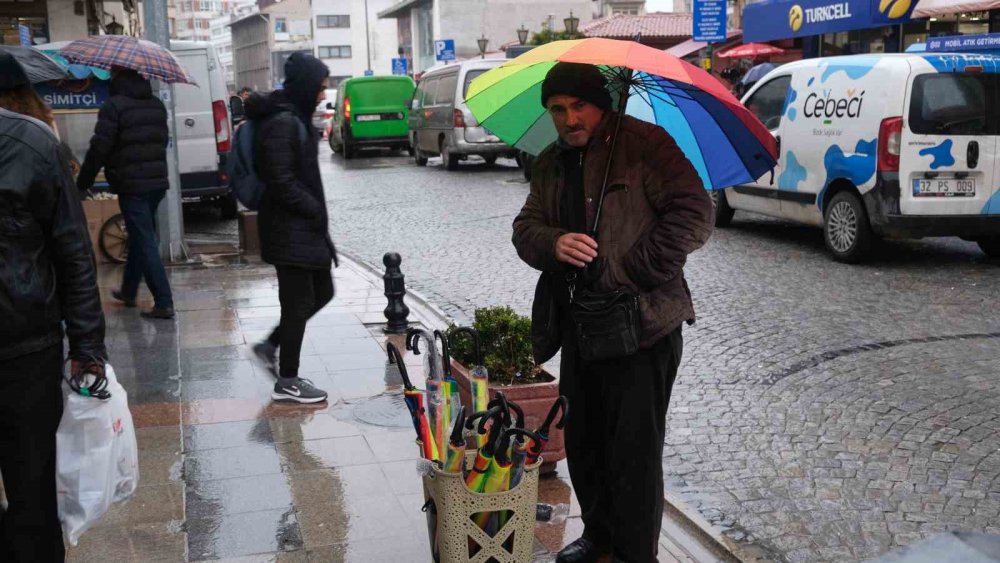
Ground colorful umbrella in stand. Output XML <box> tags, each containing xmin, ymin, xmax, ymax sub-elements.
<box><xmin>56</xmin><ymin>35</ymin><xmax>196</xmax><ymax>84</ymax></box>
<box><xmin>505</xmin><ymin>428</ymin><xmax>542</xmax><ymax>489</ymax></box>
<box><xmin>527</xmin><ymin>396</ymin><xmax>568</xmax><ymax>465</ymax></box>
<box><xmin>451</xmin><ymin>327</ymin><xmax>490</xmax><ymax>415</ymax></box>
<box><xmin>466</xmin><ymin>38</ymin><xmax>778</xmax><ymax>190</ymax></box>
<box><xmin>444</xmin><ymin>406</ymin><xmax>467</xmax><ymax>473</ymax></box>
<box><xmin>387</xmin><ymin>343</ymin><xmax>438</xmax><ymax>461</ymax></box>
<box><xmin>433</xmin><ymin>330</ymin><xmax>461</xmax><ymax>449</ymax></box>
<box><xmin>492</xmin><ymin>428</ymin><xmax>542</xmax><ymax>536</ymax></box>
<box><xmin>407</xmin><ymin>329</ymin><xmax>446</xmax><ymax>464</ymax></box>
<box><xmin>464</xmin><ymin>406</ymin><xmax>505</xmax><ymax>493</ymax></box>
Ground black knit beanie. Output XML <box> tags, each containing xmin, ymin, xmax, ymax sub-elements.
<box><xmin>0</xmin><ymin>52</ymin><xmax>29</xmax><ymax>91</ymax></box>
<box><xmin>540</xmin><ymin>62</ymin><xmax>611</xmax><ymax>111</ymax></box>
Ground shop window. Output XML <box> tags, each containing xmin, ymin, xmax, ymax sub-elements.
<box><xmin>909</xmin><ymin>74</ymin><xmax>995</xmax><ymax>136</ymax></box>
<box><xmin>744</xmin><ymin>75</ymin><xmax>791</xmax><ymax>131</ymax></box>
<box><xmin>275</xmin><ymin>18</ymin><xmax>288</xmax><ymax>33</ymax></box>
<box><xmin>318</xmin><ymin>45</ymin><xmax>352</xmax><ymax>59</ymax></box>
<box><xmin>317</xmin><ymin>15</ymin><xmax>350</xmax><ymax>28</ymax></box>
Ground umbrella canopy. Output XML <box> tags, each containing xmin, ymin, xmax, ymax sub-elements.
<box><xmin>0</xmin><ymin>46</ymin><xmax>71</xmax><ymax>83</ymax></box>
<box><xmin>466</xmin><ymin>38</ymin><xmax>777</xmax><ymax>190</ymax></box>
<box><xmin>56</xmin><ymin>35</ymin><xmax>196</xmax><ymax>85</ymax></box>
<box><xmin>717</xmin><ymin>43</ymin><xmax>784</xmax><ymax>59</ymax></box>
<box><xmin>740</xmin><ymin>62</ymin><xmax>778</xmax><ymax>85</ymax></box>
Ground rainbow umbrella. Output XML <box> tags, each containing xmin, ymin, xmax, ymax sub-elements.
<box><xmin>466</xmin><ymin>38</ymin><xmax>778</xmax><ymax>190</ymax></box>
<box><xmin>464</xmin><ymin>406</ymin><xmax>505</xmax><ymax>493</ymax></box>
<box><xmin>451</xmin><ymin>327</ymin><xmax>490</xmax><ymax>416</ymax></box>
<box><xmin>444</xmin><ymin>406</ymin><xmax>467</xmax><ymax>474</ymax></box>
<box><xmin>527</xmin><ymin>396</ymin><xmax>568</xmax><ymax>465</ymax></box>
<box><xmin>433</xmin><ymin>330</ymin><xmax>461</xmax><ymax>449</ymax></box>
<box><xmin>407</xmin><ymin>329</ymin><xmax>446</xmax><ymax>464</ymax></box>
<box><xmin>387</xmin><ymin>343</ymin><xmax>437</xmax><ymax>461</ymax></box>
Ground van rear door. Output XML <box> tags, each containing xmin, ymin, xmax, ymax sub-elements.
<box><xmin>172</xmin><ymin>48</ymin><xmax>220</xmax><ymax>189</ymax></box>
<box><xmin>899</xmin><ymin>70</ymin><xmax>998</xmax><ymax>216</ymax></box>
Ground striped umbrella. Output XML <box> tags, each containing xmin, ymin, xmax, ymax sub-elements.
<box><xmin>56</xmin><ymin>35</ymin><xmax>196</xmax><ymax>85</ymax></box>
<box><xmin>466</xmin><ymin>38</ymin><xmax>777</xmax><ymax>190</ymax></box>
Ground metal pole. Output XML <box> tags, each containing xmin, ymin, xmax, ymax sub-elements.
<box><xmin>143</xmin><ymin>0</ymin><xmax>188</xmax><ymax>262</ymax></box>
<box><xmin>364</xmin><ymin>0</ymin><xmax>372</xmax><ymax>73</ymax></box>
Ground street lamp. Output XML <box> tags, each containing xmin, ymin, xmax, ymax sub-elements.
<box><xmin>477</xmin><ymin>35</ymin><xmax>489</xmax><ymax>59</ymax></box>
<box><xmin>105</xmin><ymin>16</ymin><xmax>124</xmax><ymax>35</ymax></box>
<box><xmin>517</xmin><ymin>25</ymin><xmax>529</xmax><ymax>46</ymax></box>
<box><xmin>564</xmin><ymin>11</ymin><xmax>580</xmax><ymax>38</ymax></box>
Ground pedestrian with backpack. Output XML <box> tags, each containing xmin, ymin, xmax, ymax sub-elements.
<box><xmin>241</xmin><ymin>53</ymin><xmax>334</xmax><ymax>403</ymax></box>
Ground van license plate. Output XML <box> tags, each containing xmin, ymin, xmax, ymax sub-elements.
<box><xmin>912</xmin><ymin>178</ymin><xmax>975</xmax><ymax>197</ymax></box>
<box><xmin>356</xmin><ymin>114</ymin><xmax>381</xmax><ymax>122</ymax></box>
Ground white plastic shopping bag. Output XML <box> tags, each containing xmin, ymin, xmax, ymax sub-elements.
<box><xmin>56</xmin><ymin>363</ymin><xmax>139</xmax><ymax>545</ymax></box>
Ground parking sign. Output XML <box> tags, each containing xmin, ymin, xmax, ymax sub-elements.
<box><xmin>392</xmin><ymin>58</ymin><xmax>409</xmax><ymax>76</ymax></box>
<box><xmin>435</xmin><ymin>39</ymin><xmax>456</xmax><ymax>62</ymax></box>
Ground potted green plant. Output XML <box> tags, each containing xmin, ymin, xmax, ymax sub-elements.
<box><xmin>446</xmin><ymin>306</ymin><xmax>564</xmax><ymax>474</ymax></box>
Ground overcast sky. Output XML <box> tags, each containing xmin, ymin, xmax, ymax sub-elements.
<box><xmin>646</xmin><ymin>0</ymin><xmax>675</xmax><ymax>12</ymax></box>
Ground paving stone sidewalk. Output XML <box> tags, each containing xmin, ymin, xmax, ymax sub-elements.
<box><xmin>63</xmin><ymin>255</ymin><xmax>719</xmax><ymax>563</ymax></box>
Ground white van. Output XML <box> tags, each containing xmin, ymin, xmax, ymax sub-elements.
<box><xmin>408</xmin><ymin>59</ymin><xmax>518</xmax><ymax>169</ymax></box>
<box><xmin>716</xmin><ymin>53</ymin><xmax>1000</xmax><ymax>262</ymax></box>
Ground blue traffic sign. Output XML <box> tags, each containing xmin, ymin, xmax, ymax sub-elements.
<box><xmin>19</xmin><ymin>24</ymin><xmax>31</xmax><ymax>47</ymax></box>
<box><xmin>693</xmin><ymin>0</ymin><xmax>726</xmax><ymax>43</ymax></box>
<box><xmin>392</xmin><ymin>58</ymin><xmax>409</xmax><ymax>76</ymax></box>
<box><xmin>364</xmin><ymin>69</ymin><xmax>374</xmax><ymax>76</ymax></box>
<box><xmin>435</xmin><ymin>39</ymin><xmax>456</xmax><ymax>62</ymax></box>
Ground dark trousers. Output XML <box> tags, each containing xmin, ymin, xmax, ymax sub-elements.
<box><xmin>0</xmin><ymin>344</ymin><xmax>66</xmax><ymax>563</ymax></box>
<box><xmin>119</xmin><ymin>190</ymin><xmax>173</xmax><ymax>309</ymax></box>
<box><xmin>559</xmin><ymin>327</ymin><xmax>683</xmax><ymax>563</ymax></box>
<box><xmin>267</xmin><ymin>265</ymin><xmax>334</xmax><ymax>378</ymax></box>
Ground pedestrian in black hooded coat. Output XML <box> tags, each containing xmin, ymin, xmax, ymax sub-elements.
<box><xmin>246</xmin><ymin>52</ymin><xmax>335</xmax><ymax>404</ymax></box>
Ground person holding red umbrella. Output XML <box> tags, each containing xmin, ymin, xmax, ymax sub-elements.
<box><xmin>512</xmin><ymin>62</ymin><xmax>714</xmax><ymax>563</ymax></box>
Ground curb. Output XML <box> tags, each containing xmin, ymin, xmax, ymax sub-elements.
<box><xmin>337</xmin><ymin>250</ymin><xmax>760</xmax><ymax>562</ymax></box>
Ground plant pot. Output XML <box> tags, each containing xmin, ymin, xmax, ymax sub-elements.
<box><xmin>451</xmin><ymin>359</ymin><xmax>565</xmax><ymax>475</ymax></box>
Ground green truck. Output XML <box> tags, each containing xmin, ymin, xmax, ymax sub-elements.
<box><xmin>327</xmin><ymin>75</ymin><xmax>416</xmax><ymax>159</ymax></box>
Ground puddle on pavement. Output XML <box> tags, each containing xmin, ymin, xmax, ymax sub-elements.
<box><xmin>351</xmin><ymin>393</ymin><xmax>413</xmax><ymax>428</ymax></box>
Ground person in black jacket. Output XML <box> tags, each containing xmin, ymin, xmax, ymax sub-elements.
<box><xmin>246</xmin><ymin>53</ymin><xmax>334</xmax><ymax>403</ymax></box>
<box><xmin>78</xmin><ymin>69</ymin><xmax>175</xmax><ymax>319</ymax></box>
<box><xmin>0</xmin><ymin>54</ymin><xmax>107</xmax><ymax>563</ymax></box>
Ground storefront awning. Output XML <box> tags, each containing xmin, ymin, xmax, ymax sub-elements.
<box><xmin>743</xmin><ymin>0</ymin><xmax>916</xmax><ymax>43</ymax></box>
<box><xmin>665</xmin><ymin>30</ymin><xmax>742</xmax><ymax>58</ymax></box>
<box><xmin>914</xmin><ymin>0</ymin><xmax>1000</xmax><ymax>18</ymax></box>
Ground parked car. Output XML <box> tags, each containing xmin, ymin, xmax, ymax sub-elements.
<box><xmin>408</xmin><ymin>59</ymin><xmax>518</xmax><ymax>170</ymax></box>
<box><xmin>328</xmin><ymin>76</ymin><xmax>415</xmax><ymax>158</ymax></box>
<box><xmin>716</xmin><ymin>53</ymin><xmax>1000</xmax><ymax>262</ymax></box>
<box><xmin>312</xmin><ymin>87</ymin><xmax>338</xmax><ymax>135</ymax></box>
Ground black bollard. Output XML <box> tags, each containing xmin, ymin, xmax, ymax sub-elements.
<box><xmin>383</xmin><ymin>252</ymin><xmax>410</xmax><ymax>334</ymax></box>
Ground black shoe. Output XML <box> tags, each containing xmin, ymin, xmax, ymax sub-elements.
<box><xmin>556</xmin><ymin>537</ymin><xmax>607</xmax><ymax>563</ymax></box>
<box><xmin>250</xmin><ymin>341</ymin><xmax>279</xmax><ymax>377</ymax></box>
<box><xmin>140</xmin><ymin>307</ymin><xmax>175</xmax><ymax>319</ymax></box>
<box><xmin>111</xmin><ymin>289</ymin><xmax>136</xmax><ymax>308</ymax></box>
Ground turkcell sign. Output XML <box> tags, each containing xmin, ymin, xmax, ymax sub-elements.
<box><xmin>744</xmin><ymin>0</ymin><xmax>915</xmax><ymax>43</ymax></box>
<box><xmin>693</xmin><ymin>0</ymin><xmax>726</xmax><ymax>43</ymax></box>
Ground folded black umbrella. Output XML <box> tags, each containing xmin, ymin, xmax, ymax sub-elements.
<box><xmin>0</xmin><ymin>45</ymin><xmax>72</xmax><ymax>83</ymax></box>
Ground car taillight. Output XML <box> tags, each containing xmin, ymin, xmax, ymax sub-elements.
<box><xmin>213</xmin><ymin>100</ymin><xmax>231</xmax><ymax>153</ymax></box>
<box><xmin>877</xmin><ymin>117</ymin><xmax>902</xmax><ymax>172</ymax></box>
<box><xmin>453</xmin><ymin>109</ymin><xmax>465</xmax><ymax>128</ymax></box>
<box><xmin>344</xmin><ymin>97</ymin><xmax>351</xmax><ymax>120</ymax></box>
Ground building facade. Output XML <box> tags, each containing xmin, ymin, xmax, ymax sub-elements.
<box><xmin>378</xmin><ymin>0</ymin><xmax>593</xmax><ymax>75</ymax></box>
<box><xmin>596</xmin><ymin>0</ymin><xmax>647</xmax><ymax>16</ymax></box>
<box><xmin>312</xmin><ymin>0</ymin><xmax>397</xmax><ymax>82</ymax></box>
<box><xmin>231</xmin><ymin>0</ymin><xmax>312</xmax><ymax>92</ymax></box>
<box><xmin>1</xmin><ymin>0</ymin><xmax>136</xmax><ymax>44</ymax></box>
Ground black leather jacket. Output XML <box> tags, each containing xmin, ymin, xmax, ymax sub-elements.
<box><xmin>0</xmin><ymin>108</ymin><xmax>107</xmax><ymax>361</ymax></box>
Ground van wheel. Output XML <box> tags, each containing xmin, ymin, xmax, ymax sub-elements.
<box><xmin>711</xmin><ymin>189</ymin><xmax>735</xmax><ymax>228</ymax></box>
<box><xmin>441</xmin><ymin>140</ymin><xmax>459</xmax><ymax>171</ymax></box>
<box><xmin>824</xmin><ymin>191</ymin><xmax>872</xmax><ymax>263</ymax></box>
<box><xmin>407</xmin><ymin>145</ymin><xmax>415</xmax><ymax>157</ymax></box>
<box><xmin>483</xmin><ymin>155</ymin><xmax>497</xmax><ymax>166</ymax></box>
<box><xmin>329</xmin><ymin>134</ymin><xmax>338</xmax><ymax>153</ymax></box>
<box><xmin>977</xmin><ymin>237</ymin><xmax>1000</xmax><ymax>258</ymax></box>
<box><xmin>219</xmin><ymin>192</ymin><xmax>239</xmax><ymax>220</ymax></box>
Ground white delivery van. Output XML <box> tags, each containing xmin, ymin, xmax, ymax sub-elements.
<box><xmin>715</xmin><ymin>53</ymin><xmax>1000</xmax><ymax>262</ymax></box>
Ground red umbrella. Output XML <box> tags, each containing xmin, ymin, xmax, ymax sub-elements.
<box><xmin>717</xmin><ymin>43</ymin><xmax>785</xmax><ymax>59</ymax></box>
<box><xmin>57</xmin><ymin>35</ymin><xmax>196</xmax><ymax>84</ymax></box>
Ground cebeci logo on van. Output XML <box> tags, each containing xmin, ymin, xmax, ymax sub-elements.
<box><xmin>789</xmin><ymin>2</ymin><xmax>853</xmax><ymax>31</ymax></box>
<box><xmin>803</xmin><ymin>88</ymin><xmax>865</xmax><ymax>122</ymax></box>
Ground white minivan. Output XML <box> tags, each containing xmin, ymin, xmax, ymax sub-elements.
<box><xmin>716</xmin><ymin>53</ymin><xmax>1000</xmax><ymax>262</ymax></box>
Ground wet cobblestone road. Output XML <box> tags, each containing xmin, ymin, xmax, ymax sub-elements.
<box><xmin>319</xmin><ymin>146</ymin><xmax>1000</xmax><ymax>561</ymax></box>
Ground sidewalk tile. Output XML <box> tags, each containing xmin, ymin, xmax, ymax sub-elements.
<box><xmin>132</xmin><ymin>402</ymin><xmax>182</xmax><ymax>429</ymax></box>
<box><xmin>268</xmin><ymin>414</ymin><xmax>362</xmax><ymax>443</ymax></box>
<box><xmin>276</xmin><ymin>435</ymin><xmax>377</xmax><ymax>471</ymax></box>
<box><xmin>186</xmin><ymin>473</ymin><xmax>293</xmax><ymax>519</ymax></box>
<box><xmin>100</xmin><ymin>483</ymin><xmax>184</xmax><ymax>527</ymax></box>
<box><xmin>288</xmin><ymin>465</ymin><xmax>395</xmax><ymax>507</ymax></box>
<box><xmin>185</xmin><ymin>443</ymin><xmax>281</xmax><ymax>481</ymax></box>
<box><xmin>365</xmin><ymin>431</ymin><xmax>423</xmax><ymax>463</ymax></box>
<box><xmin>136</xmin><ymin>425</ymin><xmax>182</xmax><ymax>454</ymax></box>
<box><xmin>379</xmin><ymin>460</ymin><xmax>427</xmax><ymax>496</ymax></box>
<box><xmin>187</xmin><ymin>508</ymin><xmax>303</xmax><ymax>560</ymax></box>
<box><xmin>139</xmin><ymin>450</ymin><xmax>184</xmax><ymax>486</ymax></box>
<box><xmin>296</xmin><ymin>496</ymin><xmax>414</xmax><ymax>546</ymax></box>
<box><xmin>184</xmin><ymin>419</ymin><xmax>275</xmax><ymax>452</ymax></box>
<box><xmin>183</xmin><ymin>399</ymin><xmax>268</xmax><ymax>425</ymax></box>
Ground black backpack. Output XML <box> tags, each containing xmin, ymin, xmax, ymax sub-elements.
<box><xmin>228</xmin><ymin>119</ymin><xmax>306</xmax><ymax>211</ymax></box>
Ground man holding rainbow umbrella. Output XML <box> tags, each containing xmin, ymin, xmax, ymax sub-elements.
<box><xmin>467</xmin><ymin>38</ymin><xmax>777</xmax><ymax>562</ymax></box>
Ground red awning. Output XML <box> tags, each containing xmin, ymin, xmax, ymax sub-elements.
<box><xmin>914</xmin><ymin>0</ymin><xmax>1000</xmax><ymax>18</ymax></box>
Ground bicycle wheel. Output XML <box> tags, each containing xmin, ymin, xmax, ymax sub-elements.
<box><xmin>99</xmin><ymin>213</ymin><xmax>128</xmax><ymax>264</ymax></box>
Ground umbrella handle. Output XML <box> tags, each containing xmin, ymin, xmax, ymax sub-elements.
<box><xmin>433</xmin><ymin>330</ymin><xmax>452</xmax><ymax>378</ymax></box>
<box><xmin>588</xmin><ymin>67</ymin><xmax>634</xmax><ymax>243</ymax></box>
<box><xmin>386</xmin><ymin>343</ymin><xmax>414</xmax><ymax>390</ymax></box>
<box><xmin>539</xmin><ymin>395</ymin><xmax>569</xmax><ymax>434</ymax></box>
<box><xmin>450</xmin><ymin>326</ymin><xmax>483</xmax><ymax>365</ymax></box>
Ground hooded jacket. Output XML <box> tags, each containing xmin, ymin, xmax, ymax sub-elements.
<box><xmin>513</xmin><ymin>113</ymin><xmax>714</xmax><ymax>349</ymax></box>
<box><xmin>77</xmin><ymin>70</ymin><xmax>169</xmax><ymax>195</ymax></box>
<box><xmin>245</xmin><ymin>53</ymin><xmax>335</xmax><ymax>270</ymax></box>
<box><xmin>0</xmin><ymin>108</ymin><xmax>107</xmax><ymax>362</ymax></box>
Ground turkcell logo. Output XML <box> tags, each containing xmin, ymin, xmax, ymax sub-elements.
<box><xmin>878</xmin><ymin>0</ymin><xmax>911</xmax><ymax>19</ymax></box>
<box><xmin>792</xmin><ymin>2</ymin><xmax>853</xmax><ymax>30</ymax></box>
<box><xmin>803</xmin><ymin>89</ymin><xmax>866</xmax><ymax>123</ymax></box>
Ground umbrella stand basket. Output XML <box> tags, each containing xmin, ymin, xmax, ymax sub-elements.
<box><xmin>421</xmin><ymin>455</ymin><xmax>542</xmax><ymax>563</ymax></box>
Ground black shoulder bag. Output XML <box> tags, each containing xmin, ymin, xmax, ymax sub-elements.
<box><xmin>566</xmin><ymin>73</ymin><xmax>641</xmax><ymax>363</ymax></box>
